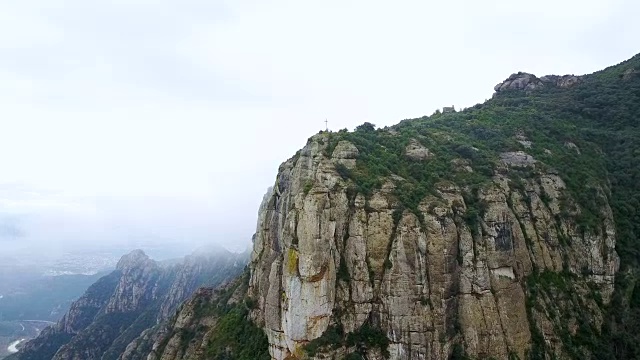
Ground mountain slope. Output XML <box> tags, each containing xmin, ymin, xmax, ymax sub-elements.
<box><xmin>7</xmin><ymin>249</ymin><xmax>247</xmax><ymax>360</ymax></box>
<box><xmin>118</xmin><ymin>271</ymin><xmax>269</xmax><ymax>360</ymax></box>
<box><xmin>119</xmin><ymin>53</ymin><xmax>640</xmax><ymax>360</ymax></box>
<box><xmin>246</xmin><ymin>53</ymin><xmax>640</xmax><ymax>360</ymax></box>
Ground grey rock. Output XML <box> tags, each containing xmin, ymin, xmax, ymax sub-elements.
<box><xmin>499</xmin><ymin>151</ymin><xmax>537</xmax><ymax>167</ymax></box>
<box><xmin>247</xmin><ymin>135</ymin><xmax>619</xmax><ymax>359</ymax></box>
<box><xmin>405</xmin><ymin>139</ymin><xmax>433</xmax><ymax>161</ymax></box>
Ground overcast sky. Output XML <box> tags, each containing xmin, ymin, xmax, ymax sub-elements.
<box><xmin>0</xmin><ymin>0</ymin><xmax>638</xmax><ymax>258</ymax></box>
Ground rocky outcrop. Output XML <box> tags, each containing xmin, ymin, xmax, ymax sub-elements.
<box><xmin>332</xmin><ymin>140</ymin><xmax>359</xmax><ymax>169</ymax></box>
<box><xmin>515</xmin><ymin>131</ymin><xmax>532</xmax><ymax>149</ymax></box>
<box><xmin>564</xmin><ymin>141</ymin><xmax>581</xmax><ymax>154</ymax></box>
<box><xmin>248</xmin><ymin>134</ymin><xmax>619</xmax><ymax>360</ymax></box>
<box><xmin>495</xmin><ymin>73</ymin><xmax>582</xmax><ymax>93</ymax></box>
<box><xmin>540</xmin><ymin>74</ymin><xmax>582</xmax><ymax>88</ymax></box>
<box><xmin>494</xmin><ymin>72</ymin><xmax>544</xmax><ymax>92</ymax></box>
<box><xmin>106</xmin><ymin>250</ymin><xmax>160</xmax><ymax>313</ymax></box>
<box><xmin>622</xmin><ymin>68</ymin><xmax>639</xmax><ymax>80</ymax></box>
<box><xmin>499</xmin><ymin>151</ymin><xmax>537</xmax><ymax>167</ymax></box>
<box><xmin>405</xmin><ymin>139</ymin><xmax>433</xmax><ymax>161</ymax></box>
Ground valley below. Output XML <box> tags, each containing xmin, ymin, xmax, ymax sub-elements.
<box><xmin>0</xmin><ymin>320</ymin><xmax>53</xmax><ymax>359</ymax></box>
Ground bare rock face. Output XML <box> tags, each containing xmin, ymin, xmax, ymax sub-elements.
<box><xmin>515</xmin><ymin>131</ymin><xmax>532</xmax><ymax>148</ymax></box>
<box><xmin>249</xmin><ymin>134</ymin><xmax>619</xmax><ymax>360</ymax></box>
<box><xmin>499</xmin><ymin>151</ymin><xmax>537</xmax><ymax>167</ymax></box>
<box><xmin>107</xmin><ymin>250</ymin><xmax>160</xmax><ymax>313</ymax></box>
<box><xmin>495</xmin><ymin>73</ymin><xmax>582</xmax><ymax>94</ymax></box>
<box><xmin>557</xmin><ymin>75</ymin><xmax>581</xmax><ymax>88</ymax></box>
<box><xmin>451</xmin><ymin>158</ymin><xmax>473</xmax><ymax>173</ymax></box>
<box><xmin>332</xmin><ymin>140</ymin><xmax>359</xmax><ymax>169</ymax></box>
<box><xmin>494</xmin><ymin>72</ymin><xmax>543</xmax><ymax>92</ymax></box>
<box><xmin>540</xmin><ymin>74</ymin><xmax>582</xmax><ymax>88</ymax></box>
<box><xmin>405</xmin><ymin>139</ymin><xmax>433</xmax><ymax>161</ymax></box>
<box><xmin>564</xmin><ymin>141</ymin><xmax>581</xmax><ymax>154</ymax></box>
<box><xmin>622</xmin><ymin>68</ymin><xmax>639</xmax><ymax>80</ymax></box>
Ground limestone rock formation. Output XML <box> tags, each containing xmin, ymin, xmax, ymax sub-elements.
<box><xmin>494</xmin><ymin>72</ymin><xmax>544</xmax><ymax>92</ymax></box>
<box><xmin>248</xmin><ymin>133</ymin><xmax>619</xmax><ymax>360</ymax></box>
<box><xmin>499</xmin><ymin>151</ymin><xmax>537</xmax><ymax>168</ymax></box>
<box><xmin>405</xmin><ymin>139</ymin><xmax>433</xmax><ymax>161</ymax></box>
<box><xmin>540</xmin><ymin>74</ymin><xmax>582</xmax><ymax>88</ymax></box>
<box><xmin>332</xmin><ymin>140</ymin><xmax>360</xmax><ymax>169</ymax></box>
<box><xmin>495</xmin><ymin>73</ymin><xmax>582</xmax><ymax>93</ymax></box>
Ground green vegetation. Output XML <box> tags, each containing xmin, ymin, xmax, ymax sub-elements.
<box><xmin>287</xmin><ymin>248</ymin><xmax>299</xmax><ymax>275</ymax></box>
<box><xmin>321</xmin><ymin>54</ymin><xmax>640</xmax><ymax>359</ymax></box>
<box><xmin>303</xmin><ymin>180</ymin><xmax>314</xmax><ymax>195</ymax></box>
<box><xmin>325</xmin><ymin>119</ymin><xmax>496</xmax><ymax>230</ymax></box>
<box><xmin>102</xmin><ymin>305</ymin><xmax>160</xmax><ymax>360</ymax></box>
<box><xmin>205</xmin><ymin>305</ymin><xmax>270</xmax><ymax>360</ymax></box>
<box><xmin>450</xmin><ymin>343</ymin><xmax>472</xmax><ymax>360</ymax></box>
<box><xmin>304</xmin><ymin>322</ymin><xmax>390</xmax><ymax>358</ymax></box>
<box><xmin>197</xmin><ymin>271</ymin><xmax>270</xmax><ymax>360</ymax></box>
<box><xmin>304</xmin><ymin>324</ymin><xmax>344</xmax><ymax>356</ymax></box>
<box><xmin>337</xmin><ymin>255</ymin><xmax>351</xmax><ymax>282</ymax></box>
<box><xmin>144</xmin><ymin>271</ymin><xmax>270</xmax><ymax>360</ymax></box>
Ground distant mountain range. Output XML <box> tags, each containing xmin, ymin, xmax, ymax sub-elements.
<box><xmin>7</xmin><ymin>248</ymin><xmax>247</xmax><ymax>360</ymax></box>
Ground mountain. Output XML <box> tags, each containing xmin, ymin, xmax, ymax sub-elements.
<box><xmin>142</xmin><ymin>53</ymin><xmax>639</xmax><ymax>360</ymax></box>
<box><xmin>244</xmin><ymin>54</ymin><xmax>640</xmax><ymax>360</ymax></box>
<box><xmin>117</xmin><ymin>271</ymin><xmax>269</xmax><ymax>360</ymax></box>
<box><xmin>6</xmin><ymin>248</ymin><xmax>247</xmax><ymax>360</ymax></box>
<box><xmin>11</xmin><ymin>53</ymin><xmax>640</xmax><ymax>360</ymax></box>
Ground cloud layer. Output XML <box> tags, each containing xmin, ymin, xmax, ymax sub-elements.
<box><xmin>0</xmin><ymin>0</ymin><xmax>638</xmax><ymax>257</ymax></box>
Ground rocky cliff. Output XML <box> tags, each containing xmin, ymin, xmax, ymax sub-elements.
<box><xmin>243</xmin><ymin>55</ymin><xmax>640</xmax><ymax>360</ymax></box>
<box><xmin>248</xmin><ymin>132</ymin><xmax>618</xmax><ymax>360</ymax></box>
<box><xmin>7</xmin><ymin>249</ymin><xmax>247</xmax><ymax>360</ymax></box>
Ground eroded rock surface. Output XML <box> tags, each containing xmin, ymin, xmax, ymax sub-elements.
<box><xmin>249</xmin><ymin>134</ymin><xmax>619</xmax><ymax>360</ymax></box>
<box><xmin>405</xmin><ymin>139</ymin><xmax>433</xmax><ymax>161</ymax></box>
<box><xmin>495</xmin><ymin>73</ymin><xmax>582</xmax><ymax>93</ymax></box>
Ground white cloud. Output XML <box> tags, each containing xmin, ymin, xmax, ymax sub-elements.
<box><xmin>0</xmin><ymin>0</ymin><xmax>638</xmax><ymax>256</ymax></box>
<box><xmin>0</xmin><ymin>5</ymin><xmax>64</xmax><ymax>49</ymax></box>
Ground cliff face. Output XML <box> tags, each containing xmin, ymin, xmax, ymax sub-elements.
<box><xmin>8</xmin><ymin>249</ymin><xmax>247</xmax><ymax>360</ymax></box>
<box><xmin>248</xmin><ymin>134</ymin><xmax>619</xmax><ymax>359</ymax></box>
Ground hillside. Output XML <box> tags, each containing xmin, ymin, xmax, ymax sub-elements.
<box><xmin>6</xmin><ymin>249</ymin><xmax>247</xmax><ymax>360</ymax></box>
<box><xmin>127</xmin><ymin>53</ymin><xmax>640</xmax><ymax>360</ymax></box>
<box><xmin>247</xmin><ymin>53</ymin><xmax>640</xmax><ymax>359</ymax></box>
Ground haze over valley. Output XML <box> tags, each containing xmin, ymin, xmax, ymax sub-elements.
<box><xmin>1</xmin><ymin>1</ymin><xmax>640</xmax><ymax>360</ymax></box>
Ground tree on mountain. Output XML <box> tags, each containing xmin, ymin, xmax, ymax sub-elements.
<box><xmin>355</xmin><ymin>122</ymin><xmax>376</xmax><ymax>132</ymax></box>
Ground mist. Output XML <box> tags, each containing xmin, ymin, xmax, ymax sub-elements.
<box><xmin>1</xmin><ymin>0</ymin><xmax>639</xmax><ymax>262</ymax></box>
